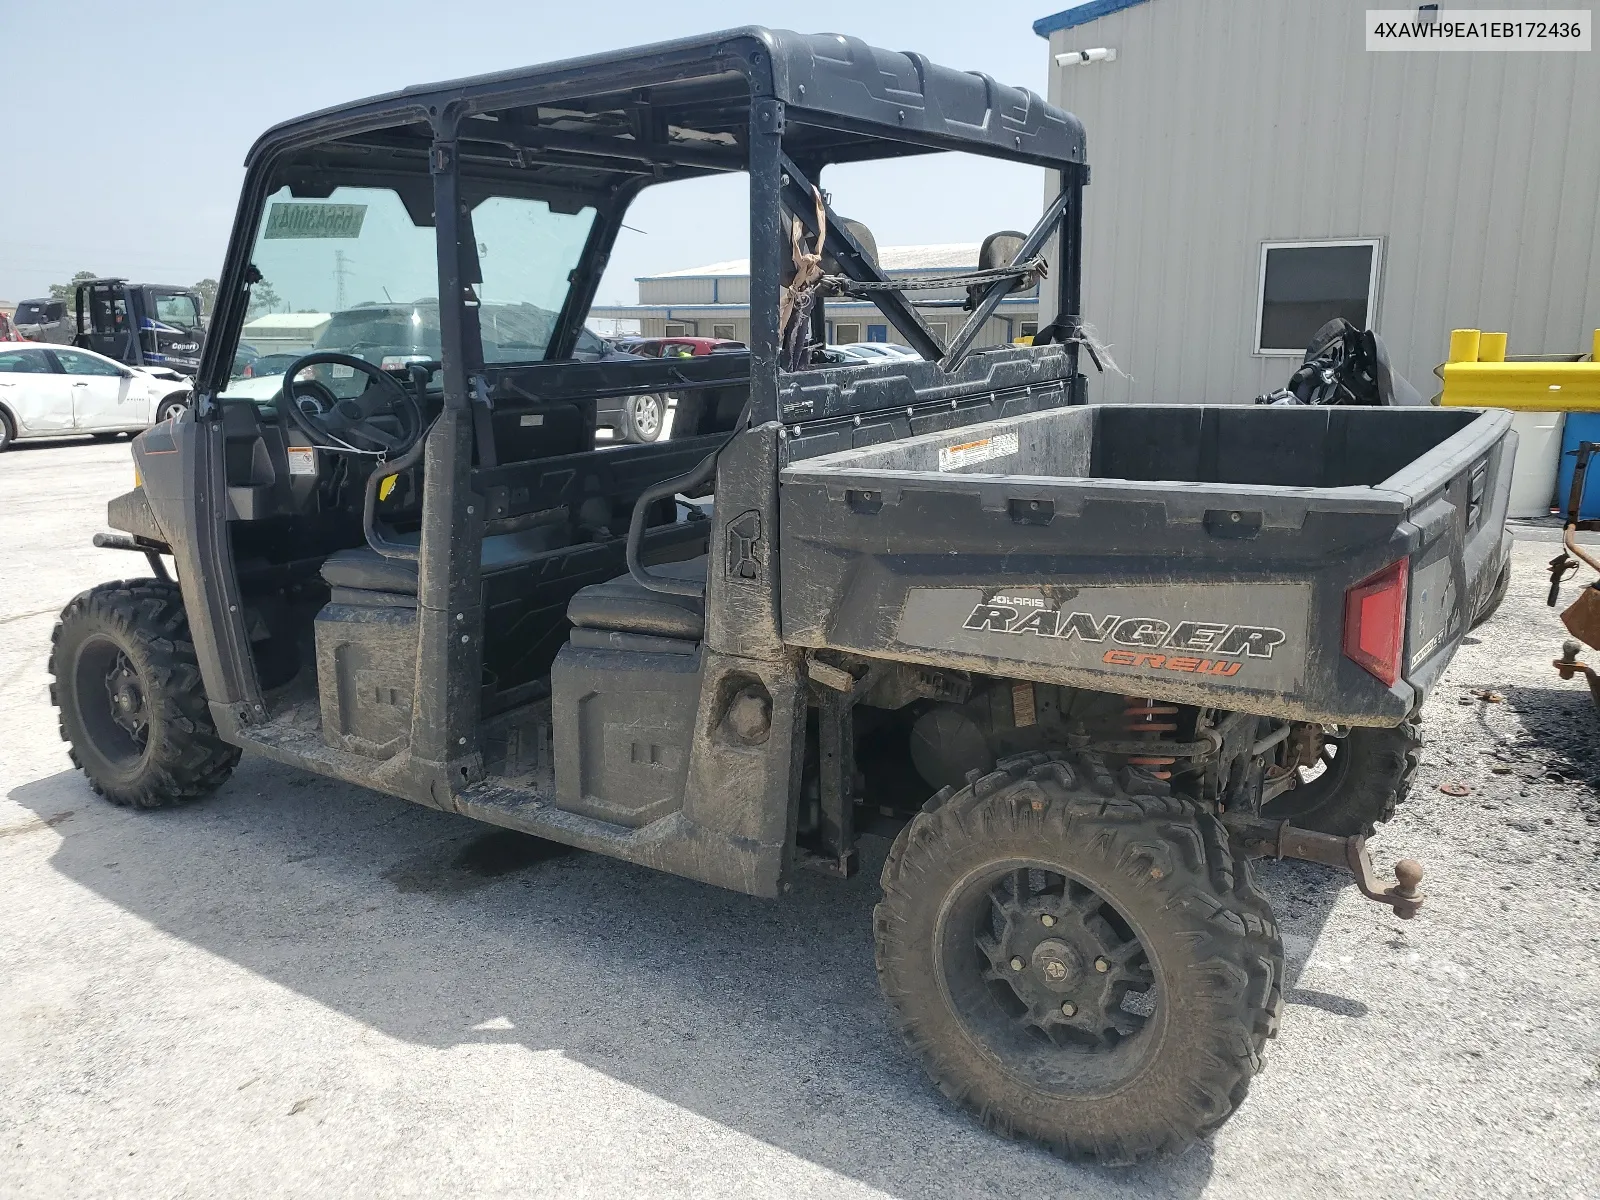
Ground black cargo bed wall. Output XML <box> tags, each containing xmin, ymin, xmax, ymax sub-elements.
<box><xmin>1090</xmin><ymin>406</ymin><xmax>1480</xmax><ymax>489</ymax></box>
<box><xmin>798</xmin><ymin>404</ymin><xmax>1483</xmax><ymax>489</ymax></box>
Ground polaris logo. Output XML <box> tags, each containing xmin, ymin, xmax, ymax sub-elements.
<box><xmin>962</xmin><ymin>601</ymin><xmax>1287</xmax><ymax>660</ymax></box>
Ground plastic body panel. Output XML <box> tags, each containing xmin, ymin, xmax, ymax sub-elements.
<box><xmin>315</xmin><ymin>604</ymin><xmax>418</xmax><ymax>759</ymax></box>
<box><xmin>551</xmin><ymin>642</ymin><xmax>703</xmax><ymax>827</ymax></box>
<box><xmin>779</xmin><ymin>404</ymin><xmax>1514</xmax><ymax>726</ymax></box>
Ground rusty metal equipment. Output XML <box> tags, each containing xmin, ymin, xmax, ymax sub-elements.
<box><xmin>1554</xmin><ymin>640</ymin><xmax>1600</xmax><ymax>713</ymax></box>
<box><xmin>1221</xmin><ymin>812</ymin><xmax>1425</xmax><ymax>919</ymax></box>
<box><xmin>1544</xmin><ymin>440</ymin><xmax>1600</xmax><ymax>710</ymax></box>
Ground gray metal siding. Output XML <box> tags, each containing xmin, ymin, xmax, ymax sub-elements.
<box><xmin>1046</xmin><ymin>0</ymin><xmax>1600</xmax><ymax>404</ymax></box>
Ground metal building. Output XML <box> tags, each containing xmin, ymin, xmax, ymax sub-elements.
<box><xmin>590</xmin><ymin>244</ymin><xmax>1040</xmax><ymax>347</ymax></box>
<box><xmin>1036</xmin><ymin>0</ymin><xmax>1600</xmax><ymax>403</ymax></box>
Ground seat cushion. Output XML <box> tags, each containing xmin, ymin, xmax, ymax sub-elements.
<box><xmin>566</xmin><ymin>557</ymin><xmax>707</xmax><ymax>640</ymax></box>
<box><xmin>320</xmin><ymin>525</ymin><xmax>570</xmax><ymax>596</ymax></box>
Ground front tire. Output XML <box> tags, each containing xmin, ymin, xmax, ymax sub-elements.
<box><xmin>49</xmin><ymin>579</ymin><xmax>240</xmax><ymax>807</ymax></box>
<box><xmin>0</xmin><ymin>409</ymin><xmax>14</xmax><ymax>452</ymax></box>
<box><xmin>876</xmin><ymin>752</ymin><xmax>1282</xmax><ymax>1164</ymax></box>
<box><xmin>1265</xmin><ymin>719</ymin><xmax>1421</xmax><ymax>837</ymax></box>
<box><xmin>619</xmin><ymin>393</ymin><xmax>666</xmax><ymax>443</ymax></box>
<box><xmin>156</xmin><ymin>394</ymin><xmax>189</xmax><ymax>423</ymax></box>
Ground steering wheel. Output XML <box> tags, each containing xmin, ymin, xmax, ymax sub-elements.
<box><xmin>276</xmin><ymin>352</ymin><xmax>424</xmax><ymax>456</ymax></box>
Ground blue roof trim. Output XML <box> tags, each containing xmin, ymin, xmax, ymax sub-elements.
<box><xmin>1033</xmin><ymin>0</ymin><xmax>1150</xmax><ymax>38</ymax></box>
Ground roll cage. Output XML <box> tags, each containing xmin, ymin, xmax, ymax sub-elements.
<box><xmin>171</xmin><ymin>27</ymin><xmax>1089</xmax><ymax>818</ymax></box>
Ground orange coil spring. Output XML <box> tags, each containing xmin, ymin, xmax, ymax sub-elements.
<box><xmin>1126</xmin><ymin>698</ymin><xmax>1178</xmax><ymax>779</ymax></box>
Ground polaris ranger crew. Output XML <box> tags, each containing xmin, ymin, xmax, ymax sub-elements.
<box><xmin>50</xmin><ymin>29</ymin><xmax>1512</xmax><ymax>1163</ymax></box>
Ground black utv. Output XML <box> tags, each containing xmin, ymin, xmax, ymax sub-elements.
<box><xmin>51</xmin><ymin>29</ymin><xmax>1512</xmax><ymax>1164</ymax></box>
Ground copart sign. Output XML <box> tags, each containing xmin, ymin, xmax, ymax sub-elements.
<box><xmin>896</xmin><ymin>584</ymin><xmax>1309</xmax><ymax>691</ymax></box>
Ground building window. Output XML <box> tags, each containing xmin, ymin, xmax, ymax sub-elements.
<box><xmin>833</xmin><ymin>322</ymin><xmax>861</xmax><ymax>344</ymax></box>
<box><xmin>1020</xmin><ymin>321</ymin><xmax>1038</xmax><ymax>338</ymax></box>
<box><xmin>1255</xmin><ymin>239</ymin><xmax>1382</xmax><ymax>355</ymax></box>
<box><xmin>926</xmin><ymin>321</ymin><xmax>949</xmax><ymax>341</ymax></box>
<box><xmin>664</xmin><ymin>322</ymin><xmax>689</xmax><ymax>337</ymax></box>
<box><xmin>866</xmin><ymin>324</ymin><xmax>888</xmax><ymax>342</ymax></box>
<box><xmin>712</xmin><ymin>323</ymin><xmax>736</xmax><ymax>340</ymax></box>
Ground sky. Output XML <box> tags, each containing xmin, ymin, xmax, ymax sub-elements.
<box><xmin>0</xmin><ymin>0</ymin><xmax>1063</xmax><ymax>310</ymax></box>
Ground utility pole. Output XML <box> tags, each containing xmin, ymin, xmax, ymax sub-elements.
<box><xmin>334</xmin><ymin>251</ymin><xmax>352</xmax><ymax>310</ymax></box>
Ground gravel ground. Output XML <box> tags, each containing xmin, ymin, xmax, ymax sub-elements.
<box><xmin>1</xmin><ymin>437</ymin><xmax>1597</xmax><ymax>1199</ymax></box>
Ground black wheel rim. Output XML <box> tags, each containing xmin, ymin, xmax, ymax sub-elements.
<box><xmin>74</xmin><ymin>635</ymin><xmax>151</xmax><ymax>772</ymax></box>
<box><xmin>1268</xmin><ymin>734</ymin><xmax>1348</xmax><ymax>811</ymax></box>
<box><xmin>936</xmin><ymin>862</ymin><xmax>1160</xmax><ymax>1096</ymax></box>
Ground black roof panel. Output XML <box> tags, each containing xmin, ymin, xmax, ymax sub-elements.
<box><xmin>246</xmin><ymin>28</ymin><xmax>1085</xmax><ymax>172</ymax></box>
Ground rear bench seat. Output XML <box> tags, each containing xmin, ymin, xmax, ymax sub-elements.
<box><xmin>319</xmin><ymin>525</ymin><xmax>569</xmax><ymax>607</ymax></box>
<box><xmin>565</xmin><ymin>557</ymin><xmax>706</xmax><ymax>641</ymax></box>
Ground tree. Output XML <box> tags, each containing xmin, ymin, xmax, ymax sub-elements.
<box><xmin>191</xmin><ymin>279</ymin><xmax>219</xmax><ymax>316</ymax></box>
<box><xmin>246</xmin><ymin>281</ymin><xmax>282</xmax><ymax>319</ymax></box>
<box><xmin>48</xmin><ymin>271</ymin><xmax>99</xmax><ymax>307</ymax></box>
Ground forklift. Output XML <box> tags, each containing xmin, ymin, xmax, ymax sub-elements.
<box><xmin>49</xmin><ymin>29</ymin><xmax>1508</xmax><ymax>1162</ymax></box>
<box><xmin>73</xmin><ymin>278</ymin><xmax>206</xmax><ymax>375</ymax></box>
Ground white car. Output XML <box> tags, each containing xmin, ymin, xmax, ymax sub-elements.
<box><xmin>0</xmin><ymin>342</ymin><xmax>192</xmax><ymax>451</ymax></box>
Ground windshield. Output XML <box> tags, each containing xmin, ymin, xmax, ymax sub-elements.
<box><xmin>225</xmin><ymin>183</ymin><xmax>598</xmax><ymax>398</ymax></box>
<box><xmin>151</xmin><ymin>290</ymin><xmax>202</xmax><ymax>330</ymax></box>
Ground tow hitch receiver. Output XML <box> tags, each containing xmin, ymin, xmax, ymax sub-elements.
<box><xmin>1221</xmin><ymin>813</ymin><xmax>1426</xmax><ymax>919</ymax></box>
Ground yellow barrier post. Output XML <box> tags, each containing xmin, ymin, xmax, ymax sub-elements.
<box><xmin>1448</xmin><ymin>328</ymin><xmax>1481</xmax><ymax>364</ymax></box>
<box><xmin>1441</xmin><ymin>328</ymin><xmax>1600</xmax><ymax>410</ymax></box>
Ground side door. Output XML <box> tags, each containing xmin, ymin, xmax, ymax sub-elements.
<box><xmin>49</xmin><ymin>348</ymin><xmax>134</xmax><ymax>431</ymax></box>
<box><xmin>144</xmin><ymin>289</ymin><xmax>204</xmax><ymax>374</ymax></box>
<box><xmin>0</xmin><ymin>346</ymin><xmax>73</xmax><ymax>435</ymax></box>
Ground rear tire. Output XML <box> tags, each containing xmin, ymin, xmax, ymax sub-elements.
<box><xmin>0</xmin><ymin>409</ymin><xmax>14</xmax><ymax>452</ymax></box>
<box><xmin>619</xmin><ymin>393</ymin><xmax>666</xmax><ymax>443</ymax></box>
<box><xmin>876</xmin><ymin>751</ymin><xmax>1282</xmax><ymax>1164</ymax></box>
<box><xmin>1264</xmin><ymin>719</ymin><xmax>1421</xmax><ymax>837</ymax></box>
<box><xmin>49</xmin><ymin>579</ymin><xmax>240</xmax><ymax>808</ymax></box>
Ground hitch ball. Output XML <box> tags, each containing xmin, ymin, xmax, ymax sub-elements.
<box><xmin>724</xmin><ymin>684</ymin><xmax>772</xmax><ymax>744</ymax></box>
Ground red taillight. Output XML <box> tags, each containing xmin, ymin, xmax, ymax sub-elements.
<box><xmin>1343</xmin><ymin>558</ymin><xmax>1409</xmax><ymax>686</ymax></box>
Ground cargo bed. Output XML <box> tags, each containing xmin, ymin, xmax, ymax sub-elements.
<box><xmin>779</xmin><ymin>404</ymin><xmax>1514</xmax><ymax>725</ymax></box>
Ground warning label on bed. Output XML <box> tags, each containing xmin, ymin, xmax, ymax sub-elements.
<box><xmin>938</xmin><ymin>430</ymin><xmax>1019</xmax><ymax>472</ymax></box>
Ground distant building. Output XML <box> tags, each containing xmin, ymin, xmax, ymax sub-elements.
<box><xmin>590</xmin><ymin>244</ymin><xmax>1040</xmax><ymax>348</ymax></box>
<box><xmin>1035</xmin><ymin>0</ymin><xmax>1600</xmax><ymax>403</ymax></box>
<box><xmin>240</xmin><ymin>312</ymin><xmax>331</xmax><ymax>355</ymax></box>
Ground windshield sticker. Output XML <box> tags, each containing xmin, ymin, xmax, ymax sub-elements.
<box><xmin>263</xmin><ymin>203</ymin><xmax>368</xmax><ymax>240</ymax></box>
<box><xmin>939</xmin><ymin>430</ymin><xmax>1019</xmax><ymax>471</ymax></box>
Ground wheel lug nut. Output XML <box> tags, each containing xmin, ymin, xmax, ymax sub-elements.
<box><xmin>1094</xmin><ymin>956</ymin><xmax>1110</xmax><ymax>973</ymax></box>
<box><xmin>1009</xmin><ymin>956</ymin><xmax>1025</xmax><ymax>972</ymax></box>
<box><xmin>1061</xmin><ymin>1002</ymin><xmax>1076</xmax><ymax>1017</ymax></box>
<box><xmin>1039</xmin><ymin>913</ymin><xmax>1056</xmax><ymax>927</ymax></box>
